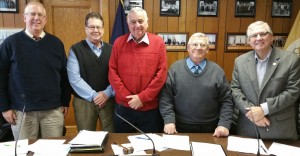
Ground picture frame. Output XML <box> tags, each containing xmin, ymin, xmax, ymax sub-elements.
<box><xmin>271</xmin><ymin>0</ymin><xmax>292</xmax><ymax>17</ymax></box>
<box><xmin>197</xmin><ymin>0</ymin><xmax>218</xmax><ymax>17</ymax></box>
<box><xmin>160</xmin><ymin>0</ymin><xmax>180</xmax><ymax>16</ymax></box>
<box><xmin>124</xmin><ymin>0</ymin><xmax>144</xmax><ymax>15</ymax></box>
<box><xmin>273</xmin><ymin>33</ymin><xmax>288</xmax><ymax>49</ymax></box>
<box><xmin>0</xmin><ymin>0</ymin><xmax>19</xmax><ymax>13</ymax></box>
<box><xmin>235</xmin><ymin>0</ymin><xmax>256</xmax><ymax>17</ymax></box>
<box><xmin>157</xmin><ymin>32</ymin><xmax>188</xmax><ymax>51</ymax></box>
<box><xmin>205</xmin><ymin>33</ymin><xmax>217</xmax><ymax>50</ymax></box>
<box><xmin>0</xmin><ymin>28</ymin><xmax>23</xmax><ymax>44</ymax></box>
<box><xmin>225</xmin><ymin>33</ymin><xmax>252</xmax><ymax>52</ymax></box>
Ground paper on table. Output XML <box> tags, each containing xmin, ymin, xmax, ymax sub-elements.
<box><xmin>190</xmin><ymin>142</ymin><xmax>225</xmax><ymax>156</ymax></box>
<box><xmin>29</xmin><ymin>139</ymin><xmax>70</xmax><ymax>156</ymax></box>
<box><xmin>227</xmin><ymin>136</ymin><xmax>268</xmax><ymax>155</ymax></box>
<box><xmin>162</xmin><ymin>134</ymin><xmax>190</xmax><ymax>151</ymax></box>
<box><xmin>111</xmin><ymin>143</ymin><xmax>147</xmax><ymax>155</ymax></box>
<box><xmin>68</xmin><ymin>130</ymin><xmax>108</xmax><ymax>145</ymax></box>
<box><xmin>268</xmin><ymin>142</ymin><xmax>300</xmax><ymax>156</ymax></box>
<box><xmin>0</xmin><ymin>139</ymin><xmax>29</xmax><ymax>156</ymax></box>
<box><xmin>127</xmin><ymin>134</ymin><xmax>167</xmax><ymax>152</ymax></box>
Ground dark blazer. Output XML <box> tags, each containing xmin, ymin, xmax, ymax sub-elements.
<box><xmin>231</xmin><ymin>48</ymin><xmax>300</xmax><ymax>140</ymax></box>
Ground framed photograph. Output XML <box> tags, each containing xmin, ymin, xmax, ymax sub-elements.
<box><xmin>160</xmin><ymin>0</ymin><xmax>180</xmax><ymax>16</ymax></box>
<box><xmin>235</xmin><ymin>0</ymin><xmax>256</xmax><ymax>17</ymax></box>
<box><xmin>197</xmin><ymin>0</ymin><xmax>218</xmax><ymax>17</ymax></box>
<box><xmin>124</xmin><ymin>0</ymin><xmax>144</xmax><ymax>15</ymax></box>
<box><xmin>225</xmin><ymin>33</ymin><xmax>252</xmax><ymax>52</ymax></box>
<box><xmin>272</xmin><ymin>0</ymin><xmax>292</xmax><ymax>17</ymax></box>
<box><xmin>205</xmin><ymin>33</ymin><xmax>217</xmax><ymax>50</ymax></box>
<box><xmin>0</xmin><ymin>0</ymin><xmax>18</xmax><ymax>13</ymax></box>
<box><xmin>157</xmin><ymin>32</ymin><xmax>188</xmax><ymax>51</ymax></box>
<box><xmin>273</xmin><ymin>33</ymin><xmax>288</xmax><ymax>49</ymax></box>
<box><xmin>0</xmin><ymin>28</ymin><xmax>23</xmax><ymax>44</ymax></box>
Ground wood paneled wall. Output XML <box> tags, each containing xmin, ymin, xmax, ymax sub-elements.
<box><xmin>1</xmin><ymin>0</ymin><xmax>300</xmax><ymax>80</ymax></box>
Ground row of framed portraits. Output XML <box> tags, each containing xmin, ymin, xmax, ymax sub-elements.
<box><xmin>157</xmin><ymin>32</ymin><xmax>288</xmax><ymax>52</ymax></box>
<box><xmin>122</xmin><ymin>0</ymin><xmax>292</xmax><ymax>18</ymax></box>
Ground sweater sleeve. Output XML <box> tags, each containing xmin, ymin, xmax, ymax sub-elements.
<box><xmin>217</xmin><ymin>72</ymin><xmax>234</xmax><ymax>129</ymax></box>
<box><xmin>108</xmin><ymin>41</ymin><xmax>132</xmax><ymax>103</ymax></box>
<box><xmin>0</xmin><ymin>40</ymin><xmax>12</xmax><ymax>111</ymax></box>
<box><xmin>159</xmin><ymin>71</ymin><xmax>176</xmax><ymax>124</ymax></box>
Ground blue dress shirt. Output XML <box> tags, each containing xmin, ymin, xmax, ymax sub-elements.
<box><xmin>67</xmin><ymin>39</ymin><xmax>114</xmax><ymax>102</ymax></box>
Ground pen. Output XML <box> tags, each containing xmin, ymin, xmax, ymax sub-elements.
<box><xmin>260</xmin><ymin>145</ymin><xmax>268</xmax><ymax>154</ymax></box>
<box><xmin>136</xmin><ymin>136</ymin><xmax>150</xmax><ymax>140</ymax></box>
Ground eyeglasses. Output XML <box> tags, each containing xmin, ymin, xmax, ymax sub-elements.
<box><xmin>249</xmin><ymin>32</ymin><xmax>269</xmax><ymax>39</ymax></box>
<box><xmin>24</xmin><ymin>12</ymin><xmax>45</xmax><ymax>18</ymax></box>
<box><xmin>86</xmin><ymin>25</ymin><xmax>103</xmax><ymax>31</ymax></box>
<box><xmin>190</xmin><ymin>43</ymin><xmax>208</xmax><ymax>48</ymax></box>
<box><xmin>130</xmin><ymin>20</ymin><xmax>145</xmax><ymax>25</ymax></box>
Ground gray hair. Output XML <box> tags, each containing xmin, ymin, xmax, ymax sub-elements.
<box><xmin>127</xmin><ymin>7</ymin><xmax>148</xmax><ymax>23</ymax></box>
<box><xmin>188</xmin><ymin>33</ymin><xmax>209</xmax><ymax>45</ymax></box>
<box><xmin>24</xmin><ymin>1</ymin><xmax>46</xmax><ymax>16</ymax></box>
<box><xmin>247</xmin><ymin>21</ymin><xmax>273</xmax><ymax>38</ymax></box>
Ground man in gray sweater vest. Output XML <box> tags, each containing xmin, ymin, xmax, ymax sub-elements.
<box><xmin>159</xmin><ymin>33</ymin><xmax>233</xmax><ymax>137</ymax></box>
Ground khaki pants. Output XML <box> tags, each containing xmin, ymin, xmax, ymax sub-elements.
<box><xmin>73</xmin><ymin>97</ymin><xmax>114</xmax><ymax>132</ymax></box>
<box><xmin>11</xmin><ymin>107</ymin><xmax>64</xmax><ymax>140</ymax></box>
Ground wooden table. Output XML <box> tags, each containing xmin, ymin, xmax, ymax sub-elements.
<box><xmin>28</xmin><ymin>133</ymin><xmax>300</xmax><ymax>156</ymax></box>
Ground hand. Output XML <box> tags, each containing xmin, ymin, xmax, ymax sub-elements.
<box><xmin>213</xmin><ymin>126</ymin><xmax>229</xmax><ymax>137</ymax></box>
<box><xmin>163</xmin><ymin>123</ymin><xmax>178</xmax><ymax>134</ymax></box>
<box><xmin>245</xmin><ymin>106</ymin><xmax>264</xmax><ymax>122</ymax></box>
<box><xmin>126</xmin><ymin>95</ymin><xmax>143</xmax><ymax>110</ymax></box>
<box><xmin>93</xmin><ymin>91</ymin><xmax>109</xmax><ymax>108</ymax></box>
<box><xmin>254</xmin><ymin>117</ymin><xmax>270</xmax><ymax>127</ymax></box>
<box><xmin>2</xmin><ymin>110</ymin><xmax>17</xmax><ymax>125</ymax></box>
<box><xmin>61</xmin><ymin>107</ymin><xmax>68</xmax><ymax>117</ymax></box>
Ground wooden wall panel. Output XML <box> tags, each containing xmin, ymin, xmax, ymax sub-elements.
<box><xmin>1</xmin><ymin>0</ymin><xmax>300</xmax><ymax>131</ymax></box>
<box><xmin>1</xmin><ymin>1</ymin><xmax>299</xmax><ymax>79</ymax></box>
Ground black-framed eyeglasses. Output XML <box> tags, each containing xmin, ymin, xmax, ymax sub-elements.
<box><xmin>86</xmin><ymin>25</ymin><xmax>103</xmax><ymax>31</ymax></box>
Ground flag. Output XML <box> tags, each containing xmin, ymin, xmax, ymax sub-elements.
<box><xmin>110</xmin><ymin>0</ymin><xmax>129</xmax><ymax>44</ymax></box>
<box><xmin>284</xmin><ymin>10</ymin><xmax>300</xmax><ymax>55</ymax></box>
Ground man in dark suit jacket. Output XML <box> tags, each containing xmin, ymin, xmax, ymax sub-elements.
<box><xmin>231</xmin><ymin>21</ymin><xmax>300</xmax><ymax>140</ymax></box>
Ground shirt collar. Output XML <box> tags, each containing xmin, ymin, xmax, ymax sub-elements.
<box><xmin>255</xmin><ymin>49</ymin><xmax>272</xmax><ymax>62</ymax></box>
<box><xmin>186</xmin><ymin>57</ymin><xmax>206</xmax><ymax>70</ymax></box>
<box><xmin>85</xmin><ymin>39</ymin><xmax>104</xmax><ymax>50</ymax></box>
<box><xmin>127</xmin><ymin>33</ymin><xmax>149</xmax><ymax>45</ymax></box>
<box><xmin>25</xmin><ymin>29</ymin><xmax>45</xmax><ymax>39</ymax></box>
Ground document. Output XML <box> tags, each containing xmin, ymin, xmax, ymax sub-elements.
<box><xmin>68</xmin><ymin>130</ymin><xmax>108</xmax><ymax>146</ymax></box>
<box><xmin>29</xmin><ymin>139</ymin><xmax>70</xmax><ymax>156</ymax></box>
<box><xmin>268</xmin><ymin>142</ymin><xmax>300</xmax><ymax>156</ymax></box>
<box><xmin>127</xmin><ymin>134</ymin><xmax>167</xmax><ymax>152</ymax></box>
<box><xmin>68</xmin><ymin>130</ymin><xmax>108</xmax><ymax>153</ymax></box>
<box><xmin>190</xmin><ymin>142</ymin><xmax>225</xmax><ymax>156</ymax></box>
<box><xmin>161</xmin><ymin>134</ymin><xmax>190</xmax><ymax>151</ymax></box>
<box><xmin>0</xmin><ymin>139</ymin><xmax>29</xmax><ymax>156</ymax></box>
<box><xmin>227</xmin><ymin>136</ymin><xmax>268</xmax><ymax>155</ymax></box>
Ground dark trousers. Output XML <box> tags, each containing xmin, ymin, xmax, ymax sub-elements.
<box><xmin>176</xmin><ymin>119</ymin><xmax>218</xmax><ymax>133</ymax></box>
<box><xmin>114</xmin><ymin>104</ymin><xmax>163</xmax><ymax>133</ymax></box>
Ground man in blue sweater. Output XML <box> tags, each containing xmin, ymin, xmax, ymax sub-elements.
<box><xmin>0</xmin><ymin>1</ymin><xmax>71</xmax><ymax>139</ymax></box>
<box><xmin>159</xmin><ymin>33</ymin><xmax>233</xmax><ymax>137</ymax></box>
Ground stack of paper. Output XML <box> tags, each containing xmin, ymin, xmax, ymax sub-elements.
<box><xmin>68</xmin><ymin>130</ymin><xmax>108</xmax><ymax>153</ymax></box>
<box><xmin>0</xmin><ymin>139</ymin><xmax>28</xmax><ymax>156</ymax></box>
<box><xmin>29</xmin><ymin>139</ymin><xmax>70</xmax><ymax>156</ymax></box>
<box><xmin>227</xmin><ymin>136</ymin><xmax>269</xmax><ymax>155</ymax></box>
<box><xmin>190</xmin><ymin>142</ymin><xmax>225</xmax><ymax>156</ymax></box>
<box><xmin>268</xmin><ymin>142</ymin><xmax>300</xmax><ymax>156</ymax></box>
